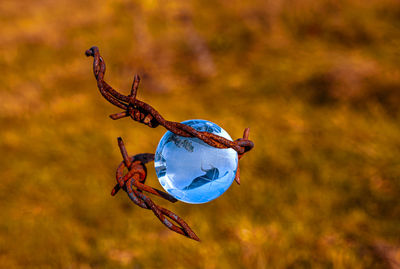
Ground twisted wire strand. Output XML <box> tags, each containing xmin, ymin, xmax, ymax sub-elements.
<box><xmin>85</xmin><ymin>46</ymin><xmax>254</xmax><ymax>155</ymax></box>
<box><xmin>115</xmin><ymin>138</ymin><xmax>199</xmax><ymax>241</ymax></box>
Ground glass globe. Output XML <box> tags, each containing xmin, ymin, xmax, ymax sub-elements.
<box><xmin>154</xmin><ymin>119</ymin><xmax>238</xmax><ymax>204</ymax></box>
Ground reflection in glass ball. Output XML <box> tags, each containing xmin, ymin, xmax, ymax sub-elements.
<box><xmin>154</xmin><ymin>120</ymin><xmax>238</xmax><ymax>204</ymax></box>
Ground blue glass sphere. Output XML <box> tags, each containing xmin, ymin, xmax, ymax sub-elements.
<box><xmin>154</xmin><ymin>119</ymin><xmax>238</xmax><ymax>204</ymax></box>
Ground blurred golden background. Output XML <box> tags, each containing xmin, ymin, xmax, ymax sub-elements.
<box><xmin>1</xmin><ymin>0</ymin><xmax>400</xmax><ymax>268</ymax></box>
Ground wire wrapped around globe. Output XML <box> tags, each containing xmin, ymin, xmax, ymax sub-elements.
<box><xmin>154</xmin><ymin>119</ymin><xmax>238</xmax><ymax>204</ymax></box>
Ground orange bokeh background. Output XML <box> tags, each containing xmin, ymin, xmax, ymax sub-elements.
<box><xmin>1</xmin><ymin>0</ymin><xmax>399</xmax><ymax>268</ymax></box>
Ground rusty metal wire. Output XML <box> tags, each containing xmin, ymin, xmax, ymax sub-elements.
<box><xmin>86</xmin><ymin>46</ymin><xmax>254</xmax><ymax>241</ymax></box>
<box><xmin>113</xmin><ymin>138</ymin><xmax>200</xmax><ymax>241</ymax></box>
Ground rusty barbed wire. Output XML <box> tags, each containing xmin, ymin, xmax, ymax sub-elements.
<box><xmin>85</xmin><ymin>46</ymin><xmax>254</xmax><ymax>241</ymax></box>
<box><xmin>114</xmin><ymin>137</ymin><xmax>200</xmax><ymax>241</ymax></box>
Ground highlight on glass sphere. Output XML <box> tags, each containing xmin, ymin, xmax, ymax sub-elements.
<box><xmin>154</xmin><ymin>119</ymin><xmax>238</xmax><ymax>204</ymax></box>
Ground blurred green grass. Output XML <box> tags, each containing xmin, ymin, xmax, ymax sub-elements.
<box><xmin>1</xmin><ymin>0</ymin><xmax>400</xmax><ymax>268</ymax></box>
